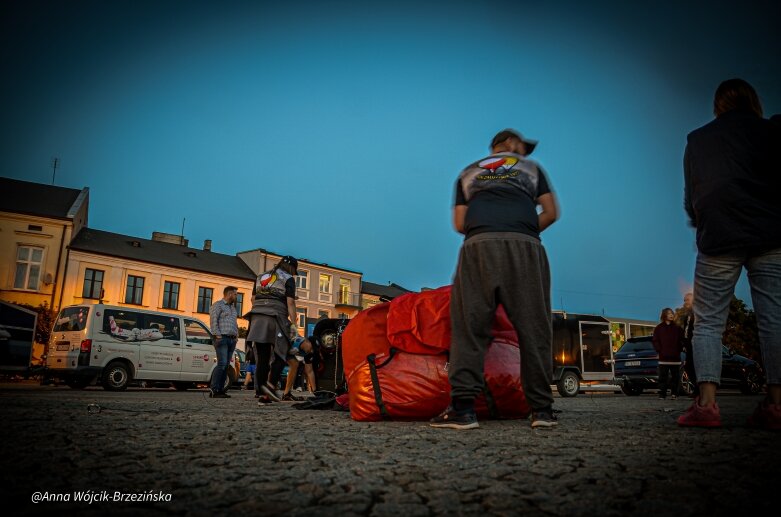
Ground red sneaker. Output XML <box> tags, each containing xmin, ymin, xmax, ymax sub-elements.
<box><xmin>747</xmin><ymin>400</ymin><xmax>781</xmax><ymax>431</ymax></box>
<box><xmin>677</xmin><ymin>398</ymin><xmax>722</xmax><ymax>428</ymax></box>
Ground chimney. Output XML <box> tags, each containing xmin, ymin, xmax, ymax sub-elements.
<box><xmin>204</xmin><ymin>239</ymin><xmax>212</xmax><ymax>251</ymax></box>
<box><xmin>152</xmin><ymin>231</ymin><xmax>188</xmax><ymax>246</ymax></box>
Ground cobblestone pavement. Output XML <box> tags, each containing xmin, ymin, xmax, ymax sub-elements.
<box><xmin>1</xmin><ymin>382</ymin><xmax>778</xmax><ymax>516</ymax></box>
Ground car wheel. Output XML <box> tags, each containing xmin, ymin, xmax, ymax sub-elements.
<box><xmin>621</xmin><ymin>385</ymin><xmax>642</xmax><ymax>396</ymax></box>
<box><xmin>679</xmin><ymin>371</ymin><xmax>695</xmax><ymax>396</ymax></box>
<box><xmin>66</xmin><ymin>379</ymin><xmax>88</xmax><ymax>390</ymax></box>
<box><xmin>101</xmin><ymin>361</ymin><xmax>131</xmax><ymax>391</ymax></box>
<box><xmin>224</xmin><ymin>368</ymin><xmax>237</xmax><ymax>392</ymax></box>
<box><xmin>740</xmin><ymin>371</ymin><xmax>763</xmax><ymax>395</ymax></box>
<box><xmin>173</xmin><ymin>382</ymin><xmax>193</xmax><ymax>391</ymax></box>
<box><xmin>556</xmin><ymin>371</ymin><xmax>580</xmax><ymax>397</ymax></box>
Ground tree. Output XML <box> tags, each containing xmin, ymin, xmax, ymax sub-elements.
<box><xmin>14</xmin><ymin>302</ymin><xmax>57</xmax><ymax>344</ymax></box>
<box><xmin>722</xmin><ymin>296</ymin><xmax>760</xmax><ymax>364</ymax></box>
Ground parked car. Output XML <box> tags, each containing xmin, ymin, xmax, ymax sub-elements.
<box><xmin>234</xmin><ymin>349</ymin><xmax>249</xmax><ymax>385</ymax></box>
<box><xmin>614</xmin><ymin>336</ymin><xmax>764</xmax><ymax>396</ymax></box>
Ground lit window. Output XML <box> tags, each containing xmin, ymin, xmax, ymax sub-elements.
<box><xmin>319</xmin><ymin>274</ymin><xmax>331</xmax><ymax>293</ymax></box>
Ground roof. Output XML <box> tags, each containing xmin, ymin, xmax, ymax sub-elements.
<box><xmin>69</xmin><ymin>228</ymin><xmax>257</xmax><ymax>281</ymax></box>
<box><xmin>238</xmin><ymin>247</ymin><xmax>362</xmax><ymax>275</ymax></box>
<box><xmin>361</xmin><ymin>281</ymin><xmax>412</xmax><ymax>300</ymax></box>
<box><xmin>0</xmin><ymin>177</ymin><xmax>85</xmax><ymax>220</ymax></box>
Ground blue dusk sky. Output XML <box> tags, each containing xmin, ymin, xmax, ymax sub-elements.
<box><xmin>2</xmin><ymin>0</ymin><xmax>779</xmax><ymax>319</ymax></box>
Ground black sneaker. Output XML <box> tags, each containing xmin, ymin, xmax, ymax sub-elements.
<box><xmin>260</xmin><ymin>384</ymin><xmax>281</xmax><ymax>402</ymax></box>
<box><xmin>531</xmin><ymin>407</ymin><xmax>558</xmax><ymax>428</ymax></box>
<box><xmin>210</xmin><ymin>392</ymin><xmax>230</xmax><ymax>399</ymax></box>
<box><xmin>258</xmin><ymin>395</ymin><xmax>274</xmax><ymax>406</ymax></box>
<box><xmin>429</xmin><ymin>406</ymin><xmax>479</xmax><ymax>430</ymax></box>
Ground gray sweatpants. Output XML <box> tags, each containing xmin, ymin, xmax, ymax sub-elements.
<box><xmin>449</xmin><ymin>232</ymin><xmax>554</xmax><ymax>410</ymax></box>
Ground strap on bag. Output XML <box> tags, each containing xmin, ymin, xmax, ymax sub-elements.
<box><xmin>366</xmin><ymin>348</ymin><xmax>398</xmax><ymax>420</ymax></box>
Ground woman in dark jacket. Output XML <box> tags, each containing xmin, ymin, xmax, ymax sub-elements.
<box><xmin>244</xmin><ymin>256</ymin><xmax>298</xmax><ymax>405</ymax></box>
<box><xmin>653</xmin><ymin>307</ymin><xmax>685</xmax><ymax>400</ymax></box>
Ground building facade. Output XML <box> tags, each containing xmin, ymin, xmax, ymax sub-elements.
<box><xmin>59</xmin><ymin>229</ymin><xmax>256</xmax><ymax>331</ymax></box>
<box><xmin>360</xmin><ymin>281</ymin><xmax>411</xmax><ymax>309</ymax></box>
<box><xmin>0</xmin><ymin>177</ymin><xmax>89</xmax><ymax>312</ymax></box>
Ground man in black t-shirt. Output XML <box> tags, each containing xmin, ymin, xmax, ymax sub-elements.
<box><xmin>431</xmin><ymin>129</ymin><xmax>560</xmax><ymax>430</ymax></box>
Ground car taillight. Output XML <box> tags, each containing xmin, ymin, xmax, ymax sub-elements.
<box><xmin>80</xmin><ymin>339</ymin><xmax>92</xmax><ymax>353</ymax></box>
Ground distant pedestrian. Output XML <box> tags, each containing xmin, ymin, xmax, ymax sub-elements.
<box><xmin>679</xmin><ymin>292</ymin><xmax>698</xmax><ymax>397</ymax></box>
<box><xmin>431</xmin><ymin>128</ymin><xmax>560</xmax><ymax>430</ymax></box>
<box><xmin>244</xmin><ymin>256</ymin><xmax>299</xmax><ymax>406</ymax></box>
<box><xmin>242</xmin><ymin>343</ymin><xmax>256</xmax><ymax>390</ymax></box>
<box><xmin>653</xmin><ymin>308</ymin><xmax>684</xmax><ymax>400</ymax></box>
<box><xmin>679</xmin><ymin>78</ymin><xmax>781</xmax><ymax>429</ymax></box>
<box><xmin>209</xmin><ymin>286</ymin><xmax>239</xmax><ymax>398</ymax></box>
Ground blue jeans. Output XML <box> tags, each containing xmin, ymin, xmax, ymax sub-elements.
<box><xmin>210</xmin><ymin>337</ymin><xmax>237</xmax><ymax>393</ymax></box>
<box><xmin>692</xmin><ymin>248</ymin><xmax>781</xmax><ymax>385</ymax></box>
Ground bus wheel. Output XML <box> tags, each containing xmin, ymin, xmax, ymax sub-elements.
<box><xmin>102</xmin><ymin>362</ymin><xmax>130</xmax><ymax>391</ymax></box>
<box><xmin>556</xmin><ymin>371</ymin><xmax>580</xmax><ymax>397</ymax></box>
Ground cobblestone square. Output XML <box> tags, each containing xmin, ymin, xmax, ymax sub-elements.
<box><xmin>1</xmin><ymin>383</ymin><xmax>777</xmax><ymax>516</ymax></box>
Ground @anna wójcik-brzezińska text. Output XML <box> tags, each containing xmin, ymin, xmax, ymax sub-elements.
<box><xmin>31</xmin><ymin>490</ymin><xmax>172</xmax><ymax>504</ymax></box>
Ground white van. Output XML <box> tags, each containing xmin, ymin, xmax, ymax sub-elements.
<box><xmin>45</xmin><ymin>304</ymin><xmax>237</xmax><ymax>391</ymax></box>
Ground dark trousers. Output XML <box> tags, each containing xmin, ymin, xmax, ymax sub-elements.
<box><xmin>254</xmin><ymin>342</ymin><xmax>286</xmax><ymax>393</ymax></box>
<box><xmin>210</xmin><ymin>337</ymin><xmax>237</xmax><ymax>393</ymax></box>
<box><xmin>449</xmin><ymin>232</ymin><xmax>554</xmax><ymax>411</ymax></box>
<box><xmin>658</xmin><ymin>364</ymin><xmax>681</xmax><ymax>397</ymax></box>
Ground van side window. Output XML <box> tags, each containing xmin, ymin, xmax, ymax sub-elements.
<box><xmin>144</xmin><ymin>314</ymin><xmax>181</xmax><ymax>341</ymax></box>
<box><xmin>103</xmin><ymin>310</ymin><xmax>141</xmax><ymax>336</ymax></box>
<box><xmin>184</xmin><ymin>319</ymin><xmax>212</xmax><ymax>345</ymax></box>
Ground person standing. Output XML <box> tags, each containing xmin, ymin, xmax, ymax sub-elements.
<box><xmin>209</xmin><ymin>286</ymin><xmax>239</xmax><ymax>398</ymax></box>
<box><xmin>653</xmin><ymin>308</ymin><xmax>684</xmax><ymax>400</ymax></box>
<box><xmin>678</xmin><ymin>78</ymin><xmax>781</xmax><ymax>429</ymax></box>
<box><xmin>431</xmin><ymin>128</ymin><xmax>560</xmax><ymax>430</ymax></box>
<box><xmin>679</xmin><ymin>292</ymin><xmax>698</xmax><ymax>397</ymax></box>
<box><xmin>244</xmin><ymin>256</ymin><xmax>298</xmax><ymax>406</ymax></box>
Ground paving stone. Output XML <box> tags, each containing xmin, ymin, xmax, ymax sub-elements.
<box><xmin>1</xmin><ymin>383</ymin><xmax>778</xmax><ymax>516</ymax></box>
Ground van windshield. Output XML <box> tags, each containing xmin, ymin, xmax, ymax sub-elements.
<box><xmin>53</xmin><ymin>307</ymin><xmax>90</xmax><ymax>332</ymax></box>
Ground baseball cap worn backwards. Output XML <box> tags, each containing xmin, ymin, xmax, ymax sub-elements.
<box><xmin>282</xmin><ymin>255</ymin><xmax>298</xmax><ymax>275</ymax></box>
<box><xmin>490</xmin><ymin>129</ymin><xmax>538</xmax><ymax>156</ymax></box>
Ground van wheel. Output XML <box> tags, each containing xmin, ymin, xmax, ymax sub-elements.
<box><xmin>66</xmin><ymin>379</ymin><xmax>88</xmax><ymax>389</ymax></box>
<box><xmin>173</xmin><ymin>382</ymin><xmax>193</xmax><ymax>391</ymax></box>
<box><xmin>556</xmin><ymin>371</ymin><xmax>580</xmax><ymax>397</ymax></box>
<box><xmin>621</xmin><ymin>385</ymin><xmax>643</xmax><ymax>396</ymax></box>
<box><xmin>102</xmin><ymin>362</ymin><xmax>131</xmax><ymax>391</ymax></box>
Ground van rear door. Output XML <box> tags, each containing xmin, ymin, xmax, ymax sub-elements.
<box><xmin>47</xmin><ymin>306</ymin><xmax>91</xmax><ymax>370</ymax></box>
